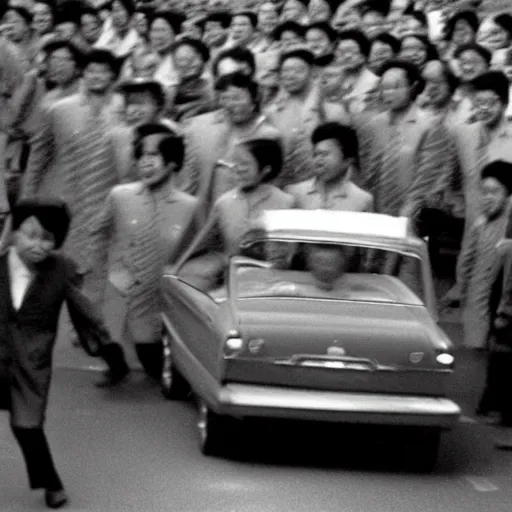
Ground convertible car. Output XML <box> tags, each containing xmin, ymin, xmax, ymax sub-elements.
<box><xmin>160</xmin><ymin>210</ymin><xmax>461</xmax><ymax>468</ymax></box>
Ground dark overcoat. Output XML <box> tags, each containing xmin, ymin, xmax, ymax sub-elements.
<box><xmin>0</xmin><ymin>251</ymin><xmax>109</xmax><ymax>427</ymax></box>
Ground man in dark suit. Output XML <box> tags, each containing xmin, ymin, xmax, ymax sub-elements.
<box><xmin>0</xmin><ymin>199</ymin><xmax>129</xmax><ymax>509</ymax></box>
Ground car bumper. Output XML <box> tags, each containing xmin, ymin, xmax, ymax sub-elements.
<box><xmin>216</xmin><ymin>384</ymin><xmax>461</xmax><ymax>428</ymax></box>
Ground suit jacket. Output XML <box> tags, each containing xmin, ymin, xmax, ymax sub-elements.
<box><xmin>364</xmin><ymin>106</ymin><xmax>451</xmax><ymax>218</ymax></box>
<box><xmin>20</xmin><ymin>92</ymin><xmax>123</xmax><ymax>201</ymax></box>
<box><xmin>0</xmin><ymin>251</ymin><xmax>111</xmax><ymax>427</ymax></box>
<box><xmin>92</xmin><ymin>182</ymin><xmax>199</xmax><ymax>343</ymax></box>
<box><xmin>286</xmin><ymin>177</ymin><xmax>374</xmax><ymax>212</ymax></box>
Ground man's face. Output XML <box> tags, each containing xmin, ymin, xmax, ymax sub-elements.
<box><xmin>137</xmin><ymin>135</ymin><xmax>172</xmax><ymax>187</ymax></box>
<box><xmin>307</xmin><ymin>245</ymin><xmax>347</xmax><ymax>289</ymax></box>
<box><xmin>280</xmin><ymin>57</ymin><xmax>311</xmax><ymax>94</ymax></box>
<box><xmin>33</xmin><ymin>2</ymin><xmax>54</xmax><ymax>35</ymax></box>
<box><xmin>111</xmin><ymin>0</ymin><xmax>131</xmax><ymax>31</ymax></box>
<box><xmin>258</xmin><ymin>2</ymin><xmax>278</xmax><ymax>36</ymax></box>
<box><xmin>482</xmin><ymin>177</ymin><xmax>509</xmax><ymax>218</ymax></box>
<box><xmin>54</xmin><ymin>22</ymin><xmax>79</xmax><ymax>40</ymax></box>
<box><xmin>320</xmin><ymin>63</ymin><xmax>344</xmax><ymax>96</ymax></box>
<box><xmin>368</xmin><ymin>41</ymin><xmax>394</xmax><ymax>75</ymax></box>
<box><xmin>279</xmin><ymin>30</ymin><xmax>304</xmax><ymax>51</ymax></box>
<box><xmin>458</xmin><ymin>49</ymin><xmax>488</xmax><ymax>83</ymax></box>
<box><xmin>473</xmin><ymin>90</ymin><xmax>506</xmax><ymax>128</ymax></box>
<box><xmin>125</xmin><ymin>91</ymin><xmax>160</xmax><ymax>126</ymax></box>
<box><xmin>174</xmin><ymin>44</ymin><xmax>205</xmax><ymax>80</ymax></box>
<box><xmin>281</xmin><ymin>0</ymin><xmax>305</xmax><ymax>22</ymax></box>
<box><xmin>47</xmin><ymin>47</ymin><xmax>78</xmax><ymax>86</ymax></box>
<box><xmin>230</xmin><ymin>15</ymin><xmax>255</xmax><ymax>46</ymax></box>
<box><xmin>203</xmin><ymin>21</ymin><xmax>227</xmax><ymax>48</ymax></box>
<box><xmin>14</xmin><ymin>216</ymin><xmax>56</xmax><ymax>266</ymax></box>
<box><xmin>336</xmin><ymin>39</ymin><xmax>366</xmax><ymax>72</ymax></box>
<box><xmin>380</xmin><ymin>68</ymin><xmax>412</xmax><ymax>111</ymax></box>
<box><xmin>3</xmin><ymin>9</ymin><xmax>30</xmax><ymax>43</ymax></box>
<box><xmin>83</xmin><ymin>62</ymin><xmax>114</xmax><ymax>94</ymax></box>
<box><xmin>81</xmin><ymin>13</ymin><xmax>102</xmax><ymax>44</ymax></box>
<box><xmin>306</xmin><ymin>28</ymin><xmax>332</xmax><ymax>58</ymax></box>
<box><xmin>313</xmin><ymin>139</ymin><xmax>350</xmax><ymax>183</ymax></box>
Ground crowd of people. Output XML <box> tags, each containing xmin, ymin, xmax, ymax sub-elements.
<box><xmin>1</xmin><ymin>0</ymin><xmax>512</xmax><ymax>507</ymax></box>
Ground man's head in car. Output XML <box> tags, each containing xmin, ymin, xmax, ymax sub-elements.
<box><xmin>306</xmin><ymin>244</ymin><xmax>347</xmax><ymax>290</ymax></box>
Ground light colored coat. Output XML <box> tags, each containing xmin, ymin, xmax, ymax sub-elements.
<box><xmin>93</xmin><ymin>181</ymin><xmax>198</xmax><ymax>345</ymax></box>
<box><xmin>363</xmin><ymin>106</ymin><xmax>452</xmax><ymax>218</ymax></box>
<box><xmin>286</xmin><ymin>177</ymin><xmax>374</xmax><ymax>212</ymax></box>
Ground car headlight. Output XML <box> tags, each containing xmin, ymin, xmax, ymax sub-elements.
<box><xmin>436</xmin><ymin>353</ymin><xmax>455</xmax><ymax>366</ymax></box>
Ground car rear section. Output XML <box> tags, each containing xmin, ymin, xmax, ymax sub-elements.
<box><xmin>215</xmin><ymin>297</ymin><xmax>460</xmax><ymax>429</ymax></box>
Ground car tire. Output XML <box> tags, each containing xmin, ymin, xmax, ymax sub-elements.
<box><xmin>409</xmin><ymin>428</ymin><xmax>442</xmax><ymax>473</ymax></box>
<box><xmin>161</xmin><ymin>332</ymin><xmax>190</xmax><ymax>400</ymax></box>
<box><xmin>197</xmin><ymin>400</ymin><xmax>229</xmax><ymax>457</ymax></box>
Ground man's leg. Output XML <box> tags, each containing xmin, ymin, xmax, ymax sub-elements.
<box><xmin>134</xmin><ymin>342</ymin><xmax>163</xmax><ymax>381</ymax></box>
<box><xmin>11</xmin><ymin>426</ymin><xmax>63</xmax><ymax>491</ymax></box>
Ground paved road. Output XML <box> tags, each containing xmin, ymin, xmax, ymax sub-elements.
<box><xmin>2</xmin><ymin>320</ymin><xmax>512</xmax><ymax>512</ymax></box>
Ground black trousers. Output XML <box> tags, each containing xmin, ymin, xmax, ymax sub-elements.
<box><xmin>11</xmin><ymin>426</ymin><xmax>63</xmax><ymax>491</ymax></box>
<box><xmin>478</xmin><ymin>351</ymin><xmax>512</xmax><ymax>425</ymax></box>
<box><xmin>135</xmin><ymin>342</ymin><xmax>163</xmax><ymax>380</ymax></box>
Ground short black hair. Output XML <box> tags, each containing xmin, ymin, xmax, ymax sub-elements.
<box><xmin>134</xmin><ymin>134</ymin><xmax>185</xmax><ymax>171</ymax></box>
<box><xmin>454</xmin><ymin>43</ymin><xmax>492</xmax><ymax>64</ymax></box>
<box><xmin>444</xmin><ymin>10</ymin><xmax>479</xmax><ymax>41</ymax></box>
<box><xmin>472</xmin><ymin>71</ymin><xmax>510</xmax><ymax>105</ymax></box>
<box><xmin>43</xmin><ymin>39</ymin><xmax>85</xmax><ymax>69</ymax></box>
<box><xmin>481</xmin><ymin>160</ymin><xmax>512</xmax><ymax>195</ymax></box>
<box><xmin>494</xmin><ymin>13</ymin><xmax>512</xmax><ymax>37</ymax></box>
<box><xmin>311</xmin><ymin>122</ymin><xmax>359</xmax><ymax>162</ymax></box>
<box><xmin>215</xmin><ymin>71</ymin><xmax>260</xmax><ymax>110</ymax></box>
<box><xmin>337</xmin><ymin>29</ymin><xmax>371</xmax><ymax>57</ymax></box>
<box><xmin>83</xmin><ymin>49</ymin><xmax>121</xmax><ymax>78</ymax></box>
<box><xmin>242</xmin><ymin>138</ymin><xmax>283</xmax><ymax>183</ymax></box>
<box><xmin>212</xmin><ymin>45</ymin><xmax>256</xmax><ymax>78</ymax></box>
<box><xmin>306</xmin><ymin>21</ymin><xmax>337</xmax><ymax>42</ymax></box>
<box><xmin>371</xmin><ymin>33</ymin><xmax>401</xmax><ymax>54</ymax></box>
<box><xmin>379</xmin><ymin>59</ymin><xmax>423</xmax><ymax>99</ymax></box>
<box><xmin>12</xmin><ymin>198</ymin><xmax>71</xmax><ymax>249</ymax></box>
<box><xmin>203</xmin><ymin>10</ymin><xmax>231</xmax><ymax>29</ymax></box>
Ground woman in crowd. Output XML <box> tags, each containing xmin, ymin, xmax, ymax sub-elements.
<box><xmin>399</xmin><ymin>33</ymin><xmax>439</xmax><ymax>70</ymax></box>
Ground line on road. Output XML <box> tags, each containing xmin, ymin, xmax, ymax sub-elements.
<box><xmin>465</xmin><ymin>476</ymin><xmax>499</xmax><ymax>492</ymax></box>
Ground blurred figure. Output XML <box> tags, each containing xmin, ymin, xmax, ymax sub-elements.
<box><xmin>368</xmin><ymin>33</ymin><xmax>400</xmax><ymax>75</ymax></box>
<box><xmin>306</xmin><ymin>244</ymin><xmax>348</xmax><ymax>291</ymax></box>
<box><xmin>280</xmin><ymin>0</ymin><xmax>309</xmax><ymax>24</ymax></box>
<box><xmin>272</xmin><ymin>20</ymin><xmax>305</xmax><ymax>52</ymax></box>
<box><xmin>80</xmin><ymin>5</ymin><xmax>103</xmax><ymax>46</ymax></box>
<box><xmin>250</xmin><ymin>1</ymin><xmax>280</xmax><ymax>54</ymax></box>
<box><xmin>399</xmin><ymin>33</ymin><xmax>439</xmax><ymax>70</ymax></box>
<box><xmin>228</xmin><ymin>10</ymin><xmax>257</xmax><ymax>49</ymax></box>
<box><xmin>305</xmin><ymin>21</ymin><xmax>336</xmax><ymax>59</ymax></box>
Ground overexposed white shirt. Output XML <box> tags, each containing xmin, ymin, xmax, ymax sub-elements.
<box><xmin>8</xmin><ymin>247</ymin><xmax>33</xmax><ymax>310</ymax></box>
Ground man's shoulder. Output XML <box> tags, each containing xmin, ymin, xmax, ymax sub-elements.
<box><xmin>110</xmin><ymin>181</ymin><xmax>145</xmax><ymax>199</ymax></box>
<box><xmin>285</xmin><ymin>178</ymin><xmax>315</xmax><ymax>195</ymax></box>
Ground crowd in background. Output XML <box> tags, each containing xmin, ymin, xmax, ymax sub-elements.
<box><xmin>0</xmin><ymin>0</ymin><xmax>511</xmax><ymax>363</ymax></box>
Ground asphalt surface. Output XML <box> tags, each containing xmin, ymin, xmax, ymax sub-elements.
<box><xmin>2</xmin><ymin>307</ymin><xmax>512</xmax><ymax>512</ymax></box>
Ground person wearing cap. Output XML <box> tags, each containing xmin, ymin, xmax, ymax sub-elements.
<box><xmin>305</xmin><ymin>21</ymin><xmax>336</xmax><ymax>59</ymax></box>
<box><xmin>92</xmin><ymin>123</ymin><xmax>198</xmax><ymax>381</ymax></box>
<box><xmin>265</xmin><ymin>47</ymin><xmax>350</xmax><ymax>187</ymax></box>
<box><xmin>148</xmin><ymin>10</ymin><xmax>185</xmax><ymax>89</ymax></box>
<box><xmin>168</xmin><ymin>36</ymin><xmax>215</xmax><ymax>121</ymax></box>
<box><xmin>94</xmin><ymin>0</ymin><xmax>141</xmax><ymax>57</ymax></box>
<box><xmin>0</xmin><ymin>198</ymin><xmax>129</xmax><ymax>509</ymax></box>
<box><xmin>272</xmin><ymin>20</ymin><xmax>305</xmax><ymax>52</ymax></box>
<box><xmin>444</xmin><ymin>161</ymin><xmax>512</xmax><ymax>350</ymax></box>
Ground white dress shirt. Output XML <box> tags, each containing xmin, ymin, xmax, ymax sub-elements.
<box><xmin>8</xmin><ymin>247</ymin><xmax>33</xmax><ymax>310</ymax></box>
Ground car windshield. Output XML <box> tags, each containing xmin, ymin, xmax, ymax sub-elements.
<box><xmin>234</xmin><ymin>240</ymin><xmax>426</xmax><ymax>305</ymax></box>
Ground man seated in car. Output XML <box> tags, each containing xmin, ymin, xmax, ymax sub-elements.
<box><xmin>306</xmin><ymin>244</ymin><xmax>349</xmax><ymax>292</ymax></box>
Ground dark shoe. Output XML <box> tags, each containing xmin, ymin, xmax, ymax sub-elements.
<box><xmin>45</xmin><ymin>489</ymin><xmax>68</xmax><ymax>509</ymax></box>
<box><xmin>95</xmin><ymin>367</ymin><xmax>130</xmax><ymax>388</ymax></box>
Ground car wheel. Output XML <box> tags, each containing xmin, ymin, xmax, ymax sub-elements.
<box><xmin>409</xmin><ymin>429</ymin><xmax>442</xmax><ymax>473</ymax></box>
<box><xmin>197</xmin><ymin>401</ymin><xmax>228</xmax><ymax>456</ymax></box>
<box><xmin>161</xmin><ymin>332</ymin><xmax>190</xmax><ymax>400</ymax></box>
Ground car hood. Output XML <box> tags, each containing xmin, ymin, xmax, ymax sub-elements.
<box><xmin>235</xmin><ymin>297</ymin><xmax>445</xmax><ymax>367</ymax></box>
